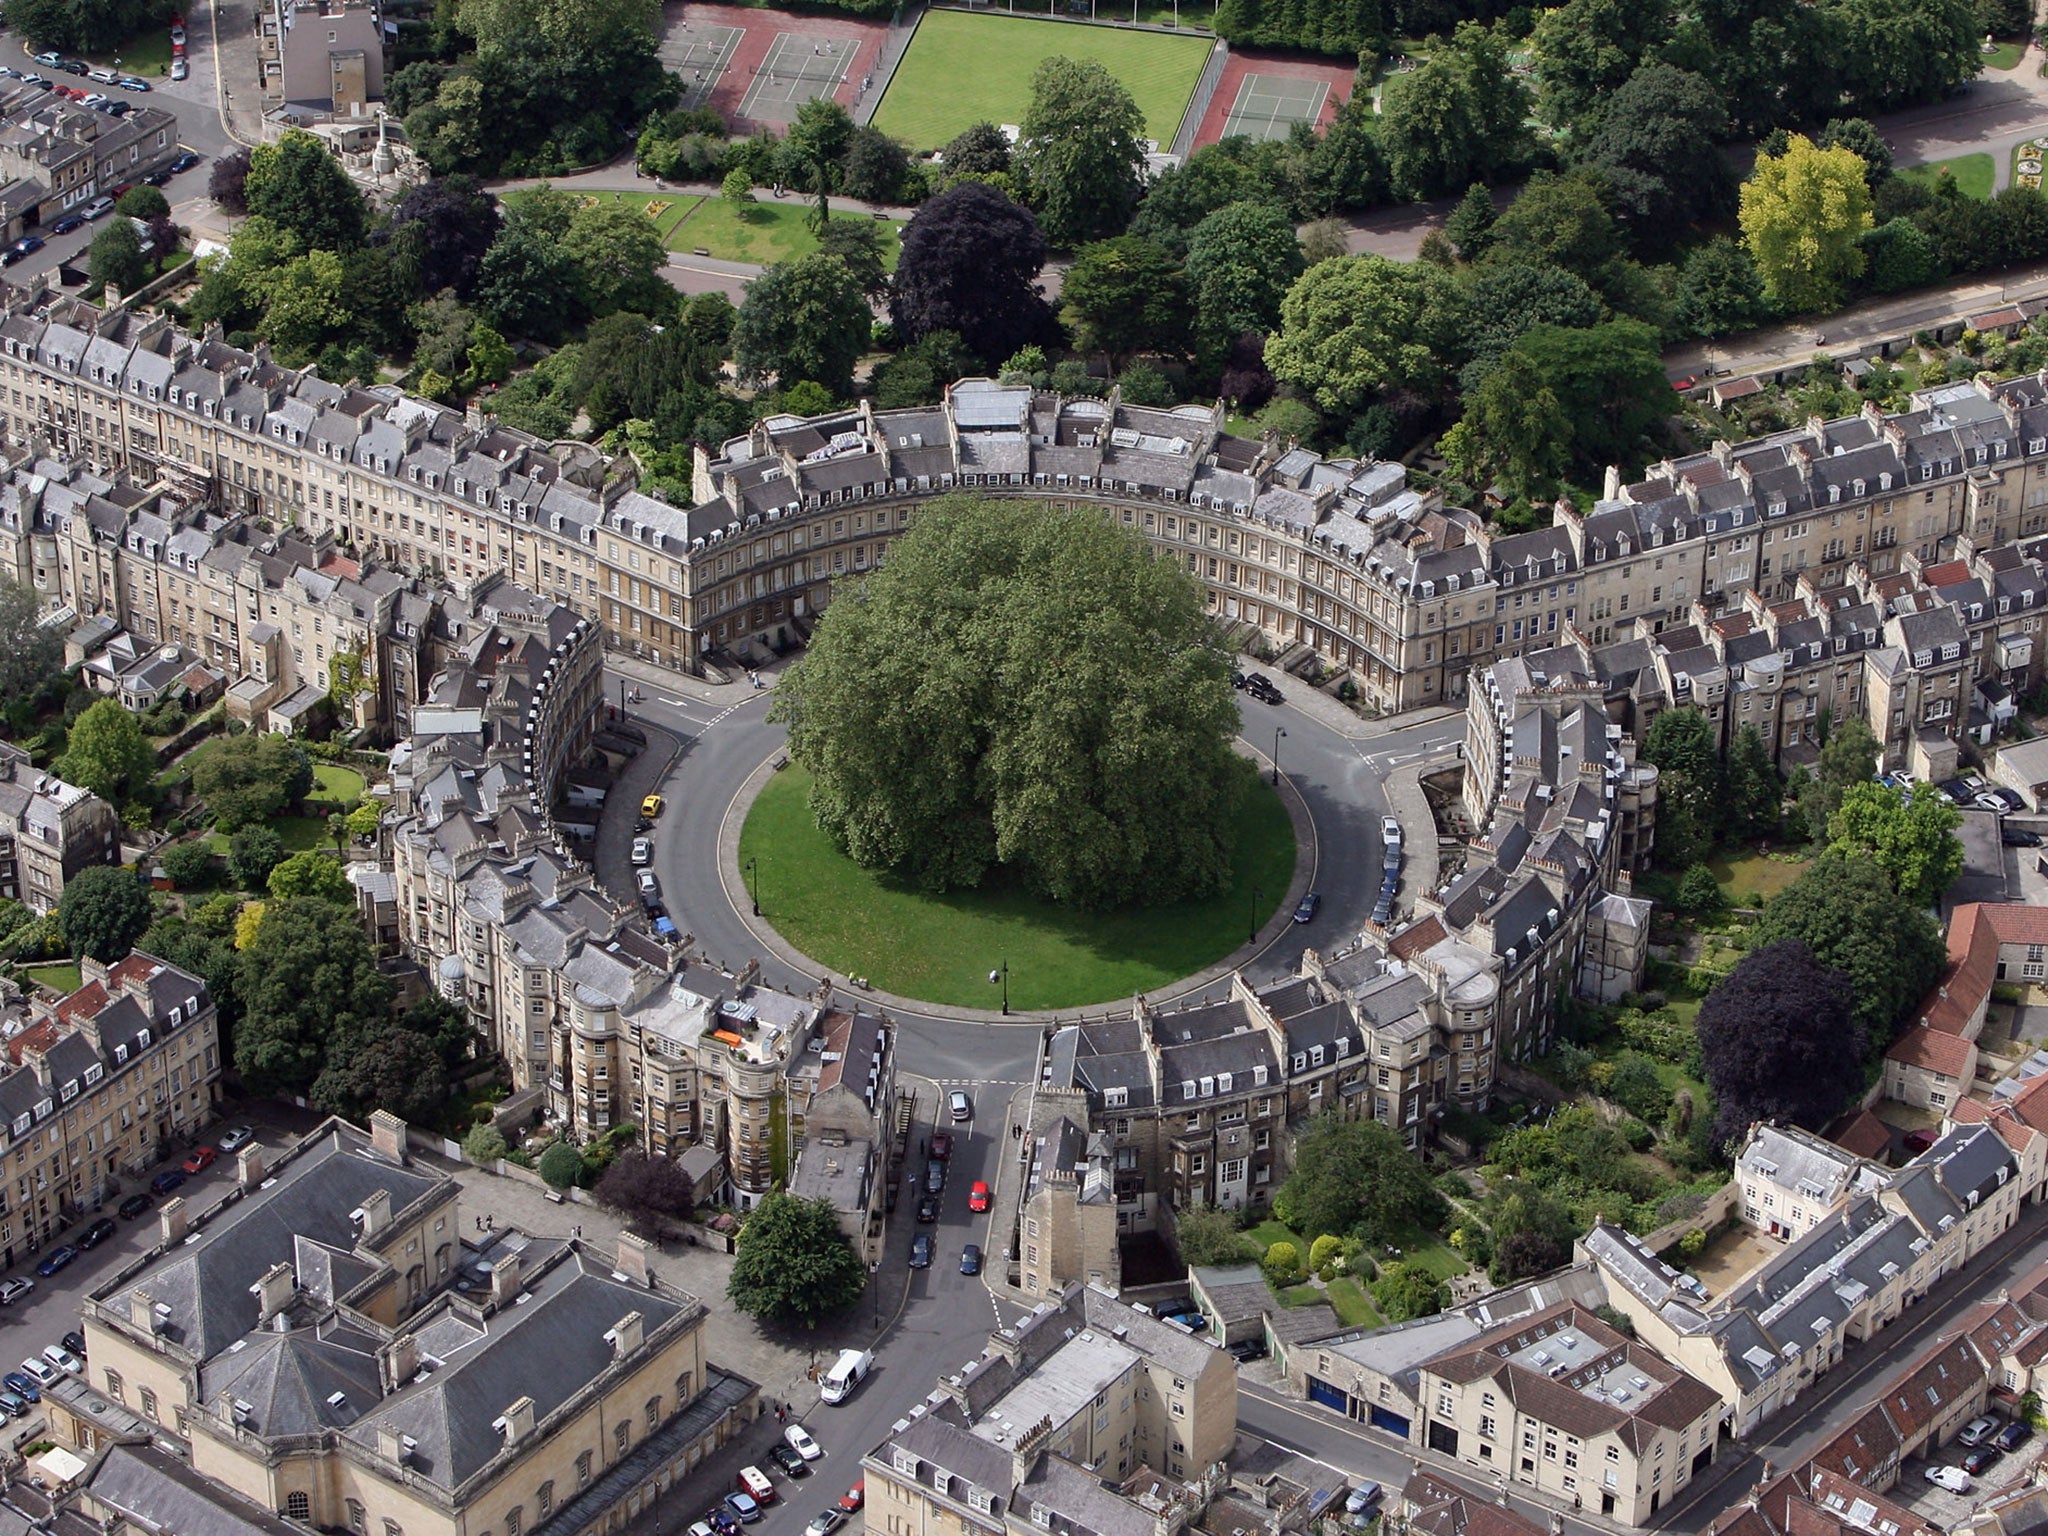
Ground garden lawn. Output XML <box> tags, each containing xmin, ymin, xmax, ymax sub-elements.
<box><xmin>203</xmin><ymin>816</ymin><xmax>333</xmax><ymax>857</ymax></box>
<box><xmin>1389</xmin><ymin>1228</ymin><xmax>1466</xmax><ymax>1282</ymax></box>
<box><xmin>1708</xmin><ymin>846</ymin><xmax>1810</xmax><ymax>904</ymax></box>
<box><xmin>670</xmin><ymin>199</ymin><xmax>903</xmax><ymax>267</ymax></box>
<box><xmin>1986</xmin><ymin>40</ymin><xmax>2025</xmax><ymax>69</ymax></box>
<box><xmin>871</xmin><ymin>10</ymin><xmax>1210</xmax><ymax>150</ymax></box>
<box><xmin>738</xmin><ymin>764</ymin><xmax>1296</xmax><ymax>1009</ymax></box>
<box><xmin>1323</xmin><ymin>1275</ymin><xmax>1382</xmax><ymax>1327</ymax></box>
<box><xmin>1246</xmin><ymin>1217</ymin><xmax>1306</xmax><ymax>1256</ymax></box>
<box><xmin>1898</xmin><ymin>153</ymin><xmax>1995</xmax><ymax>201</ymax></box>
<box><xmin>85</xmin><ymin>28</ymin><xmax>171</xmax><ymax>74</ymax></box>
<box><xmin>307</xmin><ymin>763</ymin><xmax>366</xmax><ymax>813</ymax></box>
<box><xmin>25</xmin><ymin>963</ymin><xmax>82</xmax><ymax>995</ymax></box>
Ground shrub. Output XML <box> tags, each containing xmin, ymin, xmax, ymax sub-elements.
<box><xmin>1263</xmin><ymin>1240</ymin><xmax>1303</xmax><ymax>1283</ymax></box>
<box><xmin>1676</xmin><ymin>864</ymin><xmax>1723</xmax><ymax>913</ymax></box>
<box><xmin>158</xmin><ymin>841</ymin><xmax>217</xmax><ymax>889</ymax></box>
<box><xmin>463</xmin><ymin>1122</ymin><xmax>508</xmax><ymax>1163</ymax></box>
<box><xmin>1308</xmin><ymin>1234</ymin><xmax>1343</xmax><ymax>1271</ymax></box>
<box><xmin>538</xmin><ymin>1140</ymin><xmax>583</xmax><ymax>1188</ymax></box>
<box><xmin>1435</xmin><ymin>1170</ymin><xmax>1474</xmax><ymax>1200</ymax></box>
<box><xmin>1679</xmin><ymin>1228</ymin><xmax>1708</xmax><ymax>1256</ymax></box>
<box><xmin>1548</xmin><ymin>1040</ymin><xmax>1593</xmax><ymax>1088</ymax></box>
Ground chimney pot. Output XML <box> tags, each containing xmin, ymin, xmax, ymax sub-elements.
<box><xmin>159</xmin><ymin>1195</ymin><xmax>187</xmax><ymax>1248</ymax></box>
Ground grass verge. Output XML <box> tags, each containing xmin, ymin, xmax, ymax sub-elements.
<box><xmin>670</xmin><ymin>197</ymin><xmax>904</xmax><ymax>266</ymax></box>
<box><xmin>738</xmin><ymin>762</ymin><xmax>1295</xmax><ymax>1010</ymax></box>
<box><xmin>1898</xmin><ymin>152</ymin><xmax>1995</xmax><ymax>201</ymax></box>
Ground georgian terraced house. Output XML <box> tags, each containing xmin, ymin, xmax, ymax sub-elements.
<box><xmin>6</xmin><ymin>282</ymin><xmax>2048</xmax><ymax>744</ymax></box>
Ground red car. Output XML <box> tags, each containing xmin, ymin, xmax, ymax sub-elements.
<box><xmin>928</xmin><ymin>1132</ymin><xmax>953</xmax><ymax>1160</ymax></box>
<box><xmin>838</xmin><ymin>1480</ymin><xmax>864</xmax><ymax>1513</ymax></box>
<box><xmin>181</xmin><ymin>1145</ymin><xmax>216</xmax><ymax>1174</ymax></box>
<box><xmin>968</xmin><ymin>1180</ymin><xmax>990</xmax><ymax>1213</ymax></box>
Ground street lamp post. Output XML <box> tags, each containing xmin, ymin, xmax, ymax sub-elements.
<box><xmin>989</xmin><ymin>961</ymin><xmax>1010</xmax><ymax>1016</ymax></box>
<box><xmin>746</xmin><ymin>857</ymin><xmax>760</xmax><ymax>917</ymax></box>
<box><xmin>1271</xmin><ymin>726</ymin><xmax>1288</xmax><ymax>785</ymax></box>
<box><xmin>1248</xmin><ymin>884</ymin><xmax>1263</xmax><ymax>945</ymax></box>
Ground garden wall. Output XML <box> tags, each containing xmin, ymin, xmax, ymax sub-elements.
<box><xmin>1634</xmin><ymin>1179</ymin><xmax>1739</xmax><ymax>1255</ymax></box>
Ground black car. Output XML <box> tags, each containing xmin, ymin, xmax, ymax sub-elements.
<box><xmin>769</xmin><ymin>1444</ymin><xmax>810</xmax><ymax>1478</ymax></box>
<box><xmin>117</xmin><ymin>1192</ymin><xmax>152</xmax><ymax>1219</ymax></box>
<box><xmin>916</xmin><ymin>1193</ymin><xmax>939</xmax><ymax>1223</ymax></box>
<box><xmin>143</xmin><ymin>166</ymin><xmax>170</xmax><ymax>184</ymax></box>
<box><xmin>1231</xmin><ymin>670</ymin><xmax>1247</xmax><ymax>690</ymax></box>
<box><xmin>2007</xmin><ymin>827</ymin><xmax>2043</xmax><ymax>847</ymax></box>
<box><xmin>13</xmin><ymin>237</ymin><xmax>43</xmax><ymax>259</ymax></box>
<box><xmin>959</xmin><ymin>1243</ymin><xmax>982</xmax><ymax>1275</ymax></box>
<box><xmin>1997</xmin><ymin>1422</ymin><xmax>2034</xmax><ymax>1452</ymax></box>
<box><xmin>56</xmin><ymin>60</ymin><xmax>86</xmax><ymax>74</ymax></box>
<box><xmin>59</xmin><ymin>1332</ymin><xmax>85</xmax><ymax>1359</ymax></box>
<box><xmin>1963</xmin><ymin>1446</ymin><xmax>2002</xmax><ymax>1475</ymax></box>
<box><xmin>909</xmin><ymin>1233</ymin><xmax>933</xmax><ymax>1268</ymax></box>
<box><xmin>1293</xmin><ymin>892</ymin><xmax>1321</xmax><ymax>924</ymax></box>
<box><xmin>1371</xmin><ymin>897</ymin><xmax>1393</xmax><ymax>925</ymax></box>
<box><xmin>1248</xmin><ymin>681</ymin><xmax>1283</xmax><ymax>705</ymax></box>
<box><xmin>167</xmin><ymin>152</ymin><xmax>198</xmax><ymax>174</ymax></box>
<box><xmin>924</xmin><ymin>1160</ymin><xmax>945</xmax><ymax>1194</ymax></box>
<box><xmin>1228</xmin><ymin>1338</ymin><xmax>1268</xmax><ymax>1363</ymax></box>
<box><xmin>77</xmin><ymin>1216</ymin><xmax>117</xmax><ymax>1249</ymax></box>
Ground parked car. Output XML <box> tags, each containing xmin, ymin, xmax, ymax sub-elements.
<box><xmin>169</xmin><ymin>58</ymin><xmax>187</xmax><ymax>80</ymax></box>
<box><xmin>1382</xmin><ymin>815</ymin><xmax>1402</xmax><ymax>844</ymax></box>
<box><xmin>1938</xmin><ymin>778</ymin><xmax>1976</xmax><ymax>805</ymax></box>
<box><xmin>1293</xmin><ymin>892</ymin><xmax>1322</xmax><ymax>924</ymax></box>
<box><xmin>1926</xmin><ymin>1466</ymin><xmax>1973</xmax><ymax>1493</ymax></box>
<box><xmin>49</xmin><ymin>214</ymin><xmax>83</xmax><ymax>235</ymax></box>
<box><xmin>631</xmin><ymin>837</ymin><xmax>652</xmax><ymax>866</ymax></box>
<box><xmin>641</xmin><ymin>793</ymin><xmax>665</xmax><ymax>818</ymax></box>
<box><xmin>737</xmin><ymin>1467</ymin><xmax>776</xmax><ymax>1506</ymax></box>
<box><xmin>2005</xmin><ymin>827</ymin><xmax>2042</xmax><ymax>847</ymax></box>
<box><xmin>167</xmin><ymin>152</ymin><xmax>198</xmax><ymax>173</ymax></box>
<box><xmin>182</xmin><ymin>1145</ymin><xmax>216</xmax><ymax>1174</ymax></box>
<box><xmin>18</xmin><ymin>1357</ymin><xmax>57</xmax><ymax>1386</ymax></box>
<box><xmin>909</xmin><ymin>1233</ymin><xmax>933</xmax><ymax>1268</ymax></box>
<box><xmin>959</xmin><ymin>1243</ymin><xmax>982</xmax><ymax>1275</ymax></box>
<box><xmin>948</xmin><ymin>1089</ymin><xmax>972</xmax><ymax>1122</ymax></box>
<box><xmin>838</xmin><ymin>1481</ymin><xmax>865</xmax><ymax>1513</ymax></box>
<box><xmin>118</xmin><ymin>1192</ymin><xmax>152</xmax><ymax>1218</ymax></box>
<box><xmin>928</xmin><ymin>1132</ymin><xmax>953</xmax><ymax>1160</ymax></box>
<box><xmin>41</xmin><ymin>1344</ymin><xmax>80</xmax><ymax>1376</ymax></box>
<box><xmin>769</xmin><ymin>1444</ymin><xmax>810</xmax><ymax>1478</ymax></box>
<box><xmin>968</xmin><ymin>1180</ymin><xmax>990</xmax><ymax>1212</ymax></box>
<box><xmin>924</xmin><ymin>1160</ymin><xmax>945</xmax><ymax>1194</ymax></box>
<box><xmin>637</xmin><ymin>869</ymin><xmax>660</xmax><ymax>899</ymax></box>
<box><xmin>704</xmin><ymin>1509</ymin><xmax>739</xmax><ymax>1536</ymax></box>
<box><xmin>78</xmin><ymin>1217</ymin><xmax>117</xmax><ymax>1249</ymax></box>
<box><xmin>1344</xmin><ymin>1484</ymin><xmax>1384</xmax><ymax>1518</ymax></box>
<box><xmin>1247</xmin><ymin>679</ymin><xmax>1283</xmax><ymax>705</ymax></box>
<box><xmin>783</xmin><ymin>1424</ymin><xmax>822</xmax><ymax>1461</ymax></box>
<box><xmin>32</xmin><ymin>51</ymin><xmax>61</xmax><ymax>64</ymax></box>
<box><xmin>60</xmin><ymin>1332</ymin><xmax>85</xmax><ymax>1359</ymax></box>
<box><xmin>149</xmin><ymin>1169</ymin><xmax>186</xmax><ymax>1195</ymax></box>
<box><xmin>916</xmin><ymin>1193</ymin><xmax>939</xmax><ymax>1223</ymax></box>
<box><xmin>34</xmin><ymin>1245</ymin><xmax>76</xmax><ymax>1277</ymax></box>
<box><xmin>218</xmin><ymin>1126</ymin><xmax>255</xmax><ymax>1153</ymax></box>
<box><xmin>0</xmin><ymin>1278</ymin><xmax>33</xmax><ymax>1306</ymax></box>
<box><xmin>56</xmin><ymin>59</ymin><xmax>86</xmax><ymax>74</ymax></box>
<box><xmin>1371</xmin><ymin>896</ymin><xmax>1393</xmax><ymax>925</ymax></box>
<box><xmin>1963</xmin><ymin>1447</ymin><xmax>2002</xmax><ymax>1475</ymax></box>
<box><xmin>1958</xmin><ymin>1415</ymin><xmax>2001</xmax><ymax>1447</ymax></box>
<box><xmin>807</xmin><ymin>1514</ymin><xmax>846</xmax><ymax>1536</ymax></box>
<box><xmin>1229</xmin><ymin>1338</ymin><xmax>1268</xmax><ymax>1363</ymax></box>
<box><xmin>79</xmin><ymin>196</ymin><xmax>113</xmax><ymax>219</ymax></box>
<box><xmin>723</xmin><ymin>1494</ymin><xmax>761</xmax><ymax>1526</ymax></box>
<box><xmin>86</xmin><ymin>67</ymin><xmax>117</xmax><ymax>82</ymax></box>
<box><xmin>0</xmin><ymin>244</ymin><xmax>29</xmax><ymax>267</ymax></box>
<box><xmin>116</xmin><ymin>75</ymin><xmax>149</xmax><ymax>90</ymax></box>
<box><xmin>1</xmin><ymin>1373</ymin><xmax>38</xmax><ymax>1404</ymax></box>
<box><xmin>0</xmin><ymin>1391</ymin><xmax>29</xmax><ymax>1420</ymax></box>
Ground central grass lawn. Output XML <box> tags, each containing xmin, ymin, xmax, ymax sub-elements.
<box><xmin>25</xmin><ymin>963</ymin><xmax>82</xmax><ymax>995</ymax></box>
<box><xmin>871</xmin><ymin>10</ymin><xmax>1210</xmax><ymax>150</ymax></box>
<box><xmin>1246</xmin><ymin>1217</ymin><xmax>1305</xmax><ymax>1255</ymax></box>
<box><xmin>203</xmin><ymin>815</ymin><xmax>333</xmax><ymax>858</ymax></box>
<box><xmin>739</xmin><ymin>763</ymin><xmax>1296</xmax><ymax>1010</ymax></box>
<box><xmin>1898</xmin><ymin>152</ymin><xmax>1995</xmax><ymax>201</ymax></box>
<box><xmin>85</xmin><ymin>27</ymin><xmax>172</xmax><ymax>74</ymax></box>
<box><xmin>671</xmin><ymin>198</ymin><xmax>904</xmax><ymax>267</ymax></box>
<box><xmin>1708</xmin><ymin>846</ymin><xmax>1810</xmax><ymax>904</ymax></box>
<box><xmin>307</xmin><ymin>763</ymin><xmax>366</xmax><ymax>811</ymax></box>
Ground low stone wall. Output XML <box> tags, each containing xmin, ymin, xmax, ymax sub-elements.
<box><xmin>1634</xmin><ymin>1179</ymin><xmax>1740</xmax><ymax>1256</ymax></box>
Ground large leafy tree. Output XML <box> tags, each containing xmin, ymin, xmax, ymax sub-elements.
<box><xmin>191</xmin><ymin>735</ymin><xmax>313</xmax><ymax>833</ymax></box>
<box><xmin>1828</xmin><ymin>780</ymin><xmax>1964</xmax><ymax>906</ymax></box>
<box><xmin>1799</xmin><ymin>714</ymin><xmax>1880</xmax><ymax>838</ymax></box>
<box><xmin>1183</xmin><ymin>201</ymin><xmax>1304</xmax><ymax>345</ymax></box>
<box><xmin>1016</xmin><ymin>57</ymin><xmax>1148</xmax><ymax>247</ymax></box>
<box><xmin>1172</xmin><ymin>1204</ymin><xmax>1257</xmax><ymax>1267</ymax></box>
<box><xmin>1577</xmin><ymin>63</ymin><xmax>1735</xmax><ymax>253</ymax></box>
<box><xmin>731</xmin><ymin>253</ymin><xmax>872</xmax><ymax>399</ymax></box>
<box><xmin>1212</xmin><ymin>0</ymin><xmax>1383</xmax><ymax>55</ymax></box>
<box><xmin>236</xmin><ymin>897</ymin><xmax>394</xmax><ymax>1098</ymax></box>
<box><xmin>0</xmin><ymin>575</ymin><xmax>59</xmax><ymax>713</ymax></box>
<box><xmin>1378</xmin><ymin>54</ymin><xmax>1483</xmax><ymax>201</ymax></box>
<box><xmin>312</xmin><ymin>1014</ymin><xmax>449</xmax><ymax>1121</ymax></box>
<box><xmin>58</xmin><ymin>867</ymin><xmax>151</xmax><ymax>964</ymax></box>
<box><xmin>377</xmin><ymin>176</ymin><xmax>501</xmax><ymax>300</ymax></box>
<box><xmin>727</xmin><ymin>1190</ymin><xmax>867</xmax><ymax>1327</ymax></box>
<box><xmin>1273</xmin><ymin>1113</ymin><xmax>1447</xmax><ymax>1245</ymax></box>
<box><xmin>595</xmin><ymin>1151</ymin><xmax>698</xmax><ymax>1238</ymax></box>
<box><xmin>1699</xmin><ymin>939</ymin><xmax>1863</xmax><ymax>1146</ymax></box>
<box><xmin>1642</xmin><ymin>705</ymin><xmax>1724</xmax><ymax>868</ymax></box>
<box><xmin>1753</xmin><ymin>851</ymin><xmax>1946</xmax><ymax>1044</ymax></box>
<box><xmin>88</xmin><ymin>220</ymin><xmax>148</xmax><ymax>299</ymax></box>
<box><xmin>891</xmin><ymin>182</ymin><xmax>1054</xmax><ymax>366</ymax></box>
<box><xmin>1447</xmin><ymin>262</ymin><xmax>1605</xmax><ymax>389</ymax></box>
<box><xmin>1484</xmin><ymin>170</ymin><xmax>1624</xmax><ymax>289</ymax></box>
<box><xmin>1672</xmin><ymin>237</ymin><xmax>1774</xmax><ymax>338</ymax></box>
<box><xmin>772</xmin><ymin>496</ymin><xmax>1249</xmax><ymax>910</ymax></box>
<box><xmin>1827</xmin><ymin>0</ymin><xmax>1979</xmax><ymax>114</ymax></box>
<box><xmin>7</xmin><ymin>0</ymin><xmax>159</xmax><ymax>53</ymax></box>
<box><xmin>1060</xmin><ymin>236</ymin><xmax>1192</xmax><ymax>367</ymax></box>
<box><xmin>58</xmin><ymin>698</ymin><xmax>156</xmax><ymax>806</ymax></box>
<box><xmin>561</xmin><ymin>198</ymin><xmax>672</xmax><ymax>320</ymax></box>
<box><xmin>1265</xmin><ymin>254</ymin><xmax>1458</xmax><ymax>414</ymax></box>
<box><xmin>245</xmin><ymin>131</ymin><xmax>369</xmax><ymax>252</ymax></box>
<box><xmin>1725</xmin><ymin>723</ymin><xmax>1784</xmax><ymax>839</ymax></box>
<box><xmin>1739</xmin><ymin>134</ymin><xmax>1873</xmax><ymax>312</ymax></box>
<box><xmin>266</xmin><ymin>851</ymin><xmax>354</xmax><ymax>905</ymax></box>
<box><xmin>1530</xmin><ymin>0</ymin><xmax>1673</xmax><ymax>129</ymax></box>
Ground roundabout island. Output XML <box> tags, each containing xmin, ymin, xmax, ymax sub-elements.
<box><xmin>733</xmin><ymin>759</ymin><xmax>1301</xmax><ymax>1012</ymax></box>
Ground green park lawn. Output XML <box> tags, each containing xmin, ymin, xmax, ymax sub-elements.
<box><xmin>1707</xmin><ymin>846</ymin><xmax>1810</xmax><ymax>905</ymax></box>
<box><xmin>203</xmin><ymin>816</ymin><xmax>333</xmax><ymax>858</ymax></box>
<box><xmin>871</xmin><ymin>10</ymin><xmax>1210</xmax><ymax>150</ymax></box>
<box><xmin>737</xmin><ymin>763</ymin><xmax>1295</xmax><ymax>1010</ymax></box>
<box><xmin>672</xmin><ymin>199</ymin><xmax>904</xmax><ymax>267</ymax></box>
<box><xmin>1899</xmin><ymin>152</ymin><xmax>1995</xmax><ymax>201</ymax></box>
<box><xmin>1985</xmin><ymin>40</ymin><xmax>2026</xmax><ymax>69</ymax></box>
<box><xmin>307</xmin><ymin>763</ymin><xmax>366</xmax><ymax>812</ymax></box>
<box><xmin>24</xmin><ymin>963</ymin><xmax>82</xmax><ymax>995</ymax></box>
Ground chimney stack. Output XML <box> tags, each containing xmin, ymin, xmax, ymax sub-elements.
<box><xmin>249</xmin><ymin>1261</ymin><xmax>295</xmax><ymax>1320</ymax></box>
<box><xmin>237</xmin><ymin>1142</ymin><xmax>266</xmax><ymax>1191</ymax></box>
<box><xmin>605</xmin><ymin>1311</ymin><xmax>644</xmax><ymax>1361</ymax></box>
<box><xmin>490</xmin><ymin>1253</ymin><xmax>521</xmax><ymax>1310</ymax></box>
<box><xmin>353</xmin><ymin>1188</ymin><xmax>392</xmax><ymax>1242</ymax></box>
<box><xmin>614</xmin><ymin>1231</ymin><xmax>652</xmax><ymax>1287</ymax></box>
<box><xmin>159</xmin><ymin>1195</ymin><xmax>188</xmax><ymax>1248</ymax></box>
<box><xmin>381</xmin><ymin>1333</ymin><xmax>420</xmax><ymax>1394</ymax></box>
<box><xmin>369</xmin><ymin>1109</ymin><xmax>409</xmax><ymax>1165</ymax></box>
<box><xmin>497</xmin><ymin>1396</ymin><xmax>536</xmax><ymax>1446</ymax></box>
<box><xmin>129</xmin><ymin>1288</ymin><xmax>161</xmax><ymax>1335</ymax></box>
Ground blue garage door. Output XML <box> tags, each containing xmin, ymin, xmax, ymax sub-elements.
<box><xmin>1369</xmin><ymin>1407</ymin><xmax>1412</xmax><ymax>1439</ymax></box>
<box><xmin>1307</xmin><ymin>1376</ymin><xmax>1349</xmax><ymax>1413</ymax></box>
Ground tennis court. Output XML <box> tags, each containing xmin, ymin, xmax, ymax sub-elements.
<box><xmin>1220</xmin><ymin>72</ymin><xmax>1328</xmax><ymax>141</ymax></box>
<box><xmin>737</xmin><ymin>32</ymin><xmax>858</xmax><ymax>124</ymax></box>
<box><xmin>663</xmin><ymin>21</ymin><xmax>744</xmax><ymax>111</ymax></box>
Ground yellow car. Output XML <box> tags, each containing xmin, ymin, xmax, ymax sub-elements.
<box><xmin>641</xmin><ymin>793</ymin><xmax>666</xmax><ymax>819</ymax></box>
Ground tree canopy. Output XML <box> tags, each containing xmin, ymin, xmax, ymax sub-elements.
<box><xmin>235</xmin><ymin>897</ymin><xmax>395</xmax><ymax>1099</ymax></box>
<box><xmin>1739</xmin><ymin>134</ymin><xmax>1874</xmax><ymax>312</ymax></box>
<box><xmin>0</xmin><ymin>575</ymin><xmax>60</xmax><ymax>715</ymax></box>
<box><xmin>1827</xmin><ymin>780</ymin><xmax>1963</xmax><ymax>906</ymax></box>
<box><xmin>1698</xmin><ymin>938</ymin><xmax>1863</xmax><ymax>1146</ymax></box>
<box><xmin>192</xmin><ymin>735</ymin><xmax>313</xmax><ymax>832</ymax></box>
<box><xmin>595</xmin><ymin>1151</ymin><xmax>698</xmax><ymax>1238</ymax></box>
<box><xmin>1799</xmin><ymin>714</ymin><xmax>1880</xmax><ymax>838</ymax></box>
<box><xmin>58</xmin><ymin>698</ymin><xmax>157</xmax><ymax>807</ymax></box>
<box><xmin>1016</xmin><ymin>57</ymin><xmax>1148</xmax><ymax>247</ymax></box>
<box><xmin>58</xmin><ymin>867</ymin><xmax>152</xmax><ymax>964</ymax></box>
<box><xmin>1273</xmin><ymin>1113</ymin><xmax>1448</xmax><ymax>1245</ymax></box>
<box><xmin>1752</xmin><ymin>851</ymin><xmax>1946</xmax><ymax>1044</ymax></box>
<box><xmin>1641</xmin><ymin>706</ymin><xmax>1724</xmax><ymax>869</ymax></box>
<box><xmin>245</xmin><ymin>132</ymin><xmax>369</xmax><ymax>253</ymax></box>
<box><xmin>772</xmin><ymin>495</ymin><xmax>1250</xmax><ymax>910</ymax></box>
<box><xmin>266</xmin><ymin>850</ymin><xmax>355</xmax><ymax>905</ymax></box>
<box><xmin>727</xmin><ymin>1189</ymin><xmax>868</xmax><ymax>1326</ymax></box>
<box><xmin>1266</xmin><ymin>254</ymin><xmax>1457</xmax><ymax>414</ymax></box>
<box><xmin>891</xmin><ymin>182</ymin><xmax>1054</xmax><ymax>366</ymax></box>
<box><xmin>732</xmin><ymin>253</ymin><xmax>872</xmax><ymax>398</ymax></box>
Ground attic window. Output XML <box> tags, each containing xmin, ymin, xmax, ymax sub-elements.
<box><xmin>1103</xmin><ymin>1086</ymin><xmax>1128</xmax><ymax>1108</ymax></box>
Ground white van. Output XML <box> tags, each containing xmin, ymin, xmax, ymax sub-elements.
<box><xmin>820</xmin><ymin>1348</ymin><xmax>872</xmax><ymax>1404</ymax></box>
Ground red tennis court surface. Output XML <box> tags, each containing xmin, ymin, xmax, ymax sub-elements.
<box><xmin>666</xmin><ymin>3</ymin><xmax>890</xmax><ymax>131</ymax></box>
<box><xmin>1191</xmin><ymin>48</ymin><xmax>1353</xmax><ymax>149</ymax></box>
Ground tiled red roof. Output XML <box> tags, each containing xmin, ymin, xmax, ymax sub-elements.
<box><xmin>1921</xmin><ymin>561</ymin><xmax>1971</xmax><ymax>588</ymax></box>
<box><xmin>1389</xmin><ymin>916</ymin><xmax>1447</xmax><ymax>960</ymax></box>
<box><xmin>1831</xmin><ymin>1110</ymin><xmax>1892</xmax><ymax>1160</ymax></box>
<box><xmin>4</xmin><ymin>1018</ymin><xmax>54</xmax><ymax>1065</ymax></box>
<box><xmin>1886</xmin><ymin>1024</ymin><xmax>1978</xmax><ymax>1076</ymax></box>
<box><xmin>52</xmin><ymin>979</ymin><xmax>106</xmax><ymax>1023</ymax></box>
